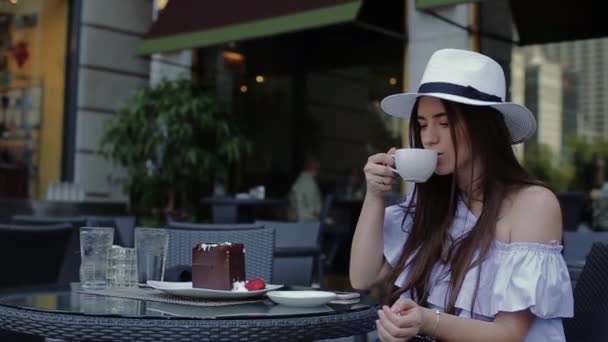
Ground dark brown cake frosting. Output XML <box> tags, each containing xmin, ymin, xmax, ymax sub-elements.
<box><xmin>192</xmin><ymin>242</ymin><xmax>245</xmax><ymax>290</ymax></box>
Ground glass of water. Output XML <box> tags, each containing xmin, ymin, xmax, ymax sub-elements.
<box><xmin>79</xmin><ymin>227</ymin><xmax>114</xmax><ymax>289</ymax></box>
<box><xmin>107</xmin><ymin>246</ymin><xmax>138</xmax><ymax>288</ymax></box>
<box><xmin>134</xmin><ymin>227</ymin><xmax>168</xmax><ymax>284</ymax></box>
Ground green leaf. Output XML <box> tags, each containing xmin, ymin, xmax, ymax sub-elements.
<box><xmin>98</xmin><ymin>77</ymin><xmax>251</xmax><ymax>211</ymax></box>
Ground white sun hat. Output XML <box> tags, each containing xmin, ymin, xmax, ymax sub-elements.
<box><xmin>380</xmin><ymin>49</ymin><xmax>536</xmax><ymax>144</ymax></box>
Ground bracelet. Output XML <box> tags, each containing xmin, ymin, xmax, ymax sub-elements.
<box><xmin>430</xmin><ymin>309</ymin><xmax>441</xmax><ymax>337</ymax></box>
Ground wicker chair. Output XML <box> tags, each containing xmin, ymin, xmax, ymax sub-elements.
<box><xmin>256</xmin><ymin>220</ymin><xmax>322</xmax><ymax>286</ymax></box>
<box><xmin>563</xmin><ymin>231</ymin><xmax>608</xmax><ymax>287</ymax></box>
<box><xmin>0</xmin><ymin>223</ymin><xmax>73</xmax><ymax>288</ymax></box>
<box><xmin>0</xmin><ymin>223</ymin><xmax>66</xmax><ymax>342</ymax></box>
<box><xmin>164</xmin><ymin>224</ymin><xmax>275</xmax><ymax>282</ymax></box>
<box><xmin>167</xmin><ymin>222</ymin><xmax>262</xmax><ymax>231</ymax></box>
<box><xmin>12</xmin><ymin>214</ymin><xmax>87</xmax><ymax>228</ymax></box>
<box><xmin>564</xmin><ymin>242</ymin><xmax>608</xmax><ymax>341</ymax></box>
<box><xmin>12</xmin><ymin>215</ymin><xmax>87</xmax><ymax>284</ymax></box>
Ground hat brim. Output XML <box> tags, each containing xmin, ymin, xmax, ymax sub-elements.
<box><xmin>380</xmin><ymin>92</ymin><xmax>536</xmax><ymax>144</ymax></box>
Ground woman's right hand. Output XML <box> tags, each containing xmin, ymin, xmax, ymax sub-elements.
<box><xmin>364</xmin><ymin>147</ymin><xmax>397</xmax><ymax>197</ymax></box>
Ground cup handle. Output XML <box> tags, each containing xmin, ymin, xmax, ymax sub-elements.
<box><xmin>388</xmin><ymin>155</ymin><xmax>399</xmax><ymax>175</ymax></box>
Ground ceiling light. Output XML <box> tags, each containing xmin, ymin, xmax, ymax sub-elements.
<box><xmin>223</xmin><ymin>51</ymin><xmax>245</xmax><ymax>65</ymax></box>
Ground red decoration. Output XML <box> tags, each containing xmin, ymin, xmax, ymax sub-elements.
<box><xmin>244</xmin><ymin>278</ymin><xmax>266</xmax><ymax>291</ymax></box>
<box><xmin>11</xmin><ymin>41</ymin><xmax>29</xmax><ymax>68</ymax></box>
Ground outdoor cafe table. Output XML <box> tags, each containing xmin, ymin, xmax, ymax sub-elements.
<box><xmin>0</xmin><ymin>284</ymin><xmax>379</xmax><ymax>341</ymax></box>
<box><xmin>201</xmin><ymin>196</ymin><xmax>288</xmax><ymax>223</ymax></box>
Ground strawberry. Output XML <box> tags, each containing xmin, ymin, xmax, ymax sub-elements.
<box><xmin>245</xmin><ymin>278</ymin><xmax>266</xmax><ymax>291</ymax></box>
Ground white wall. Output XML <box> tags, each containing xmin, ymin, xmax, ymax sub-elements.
<box><xmin>407</xmin><ymin>1</ymin><xmax>471</xmax><ymax>93</ymax></box>
<box><xmin>72</xmin><ymin>0</ymin><xmax>152</xmax><ymax>202</ymax></box>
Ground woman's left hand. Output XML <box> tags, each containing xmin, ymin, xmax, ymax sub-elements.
<box><xmin>376</xmin><ymin>298</ymin><xmax>425</xmax><ymax>342</ymax></box>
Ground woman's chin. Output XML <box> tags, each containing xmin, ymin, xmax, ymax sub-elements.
<box><xmin>434</xmin><ymin>167</ymin><xmax>453</xmax><ymax>176</ymax></box>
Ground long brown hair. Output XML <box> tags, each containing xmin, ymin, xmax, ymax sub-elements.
<box><xmin>385</xmin><ymin>98</ymin><xmax>543</xmax><ymax>315</ymax></box>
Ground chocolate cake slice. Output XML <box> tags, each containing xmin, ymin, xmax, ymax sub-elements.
<box><xmin>192</xmin><ymin>242</ymin><xmax>245</xmax><ymax>290</ymax></box>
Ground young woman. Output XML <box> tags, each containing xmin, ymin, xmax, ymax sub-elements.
<box><xmin>350</xmin><ymin>49</ymin><xmax>573</xmax><ymax>341</ymax></box>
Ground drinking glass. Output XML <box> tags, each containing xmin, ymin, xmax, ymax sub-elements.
<box><xmin>107</xmin><ymin>246</ymin><xmax>138</xmax><ymax>288</ymax></box>
<box><xmin>79</xmin><ymin>227</ymin><xmax>114</xmax><ymax>289</ymax></box>
<box><xmin>134</xmin><ymin>227</ymin><xmax>168</xmax><ymax>284</ymax></box>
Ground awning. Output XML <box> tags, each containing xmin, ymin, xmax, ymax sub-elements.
<box><xmin>138</xmin><ymin>0</ymin><xmax>365</xmax><ymax>55</ymax></box>
<box><xmin>415</xmin><ymin>0</ymin><xmax>473</xmax><ymax>9</ymax></box>
<box><xmin>140</xmin><ymin>0</ymin><xmax>607</xmax><ymax>55</ymax></box>
<box><xmin>510</xmin><ymin>0</ymin><xmax>606</xmax><ymax>45</ymax></box>
<box><xmin>412</xmin><ymin>0</ymin><xmax>607</xmax><ymax>45</ymax></box>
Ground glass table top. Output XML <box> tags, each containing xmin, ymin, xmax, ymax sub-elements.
<box><xmin>0</xmin><ymin>284</ymin><xmax>378</xmax><ymax>320</ymax></box>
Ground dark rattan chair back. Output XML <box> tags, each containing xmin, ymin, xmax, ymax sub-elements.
<box><xmin>165</xmin><ymin>225</ymin><xmax>274</xmax><ymax>282</ymax></box>
<box><xmin>12</xmin><ymin>215</ymin><xmax>87</xmax><ymax>284</ymax></box>
<box><xmin>0</xmin><ymin>223</ymin><xmax>73</xmax><ymax>288</ymax></box>
<box><xmin>564</xmin><ymin>242</ymin><xmax>608</xmax><ymax>341</ymax></box>
<box><xmin>167</xmin><ymin>222</ymin><xmax>263</xmax><ymax>230</ymax></box>
<box><xmin>12</xmin><ymin>214</ymin><xmax>86</xmax><ymax>228</ymax></box>
<box><xmin>256</xmin><ymin>220</ymin><xmax>321</xmax><ymax>286</ymax></box>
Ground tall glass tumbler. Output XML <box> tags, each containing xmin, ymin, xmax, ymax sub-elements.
<box><xmin>79</xmin><ymin>227</ymin><xmax>114</xmax><ymax>289</ymax></box>
<box><xmin>134</xmin><ymin>227</ymin><xmax>169</xmax><ymax>284</ymax></box>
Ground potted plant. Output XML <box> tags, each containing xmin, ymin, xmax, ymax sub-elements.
<box><xmin>99</xmin><ymin>78</ymin><xmax>250</xmax><ymax>220</ymax></box>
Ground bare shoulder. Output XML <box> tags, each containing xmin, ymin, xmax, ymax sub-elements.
<box><xmin>507</xmin><ymin>185</ymin><xmax>563</xmax><ymax>243</ymax></box>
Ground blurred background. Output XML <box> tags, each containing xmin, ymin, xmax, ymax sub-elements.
<box><xmin>0</xmin><ymin>1</ymin><xmax>607</xmax><ymax>341</ymax></box>
<box><xmin>0</xmin><ymin>0</ymin><xmax>605</xmax><ymax>285</ymax></box>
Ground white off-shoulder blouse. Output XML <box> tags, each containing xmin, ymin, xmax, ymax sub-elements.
<box><xmin>383</xmin><ymin>197</ymin><xmax>574</xmax><ymax>342</ymax></box>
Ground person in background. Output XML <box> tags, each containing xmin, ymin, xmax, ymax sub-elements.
<box><xmin>289</xmin><ymin>154</ymin><xmax>322</xmax><ymax>221</ymax></box>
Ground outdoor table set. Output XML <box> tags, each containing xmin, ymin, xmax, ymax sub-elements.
<box><xmin>0</xmin><ymin>225</ymin><xmax>379</xmax><ymax>341</ymax></box>
<box><xmin>0</xmin><ymin>284</ymin><xmax>378</xmax><ymax>341</ymax></box>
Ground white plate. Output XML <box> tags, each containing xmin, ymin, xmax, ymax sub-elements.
<box><xmin>147</xmin><ymin>281</ymin><xmax>283</xmax><ymax>299</ymax></box>
<box><xmin>266</xmin><ymin>291</ymin><xmax>337</xmax><ymax>307</ymax></box>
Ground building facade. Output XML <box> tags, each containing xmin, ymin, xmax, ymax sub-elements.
<box><xmin>543</xmin><ymin>38</ymin><xmax>608</xmax><ymax>140</ymax></box>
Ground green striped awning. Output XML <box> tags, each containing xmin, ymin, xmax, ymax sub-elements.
<box><xmin>138</xmin><ymin>0</ymin><xmax>362</xmax><ymax>55</ymax></box>
<box><xmin>415</xmin><ymin>0</ymin><xmax>474</xmax><ymax>8</ymax></box>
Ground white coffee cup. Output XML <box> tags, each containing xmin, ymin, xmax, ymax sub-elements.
<box><xmin>390</xmin><ymin>148</ymin><xmax>438</xmax><ymax>183</ymax></box>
